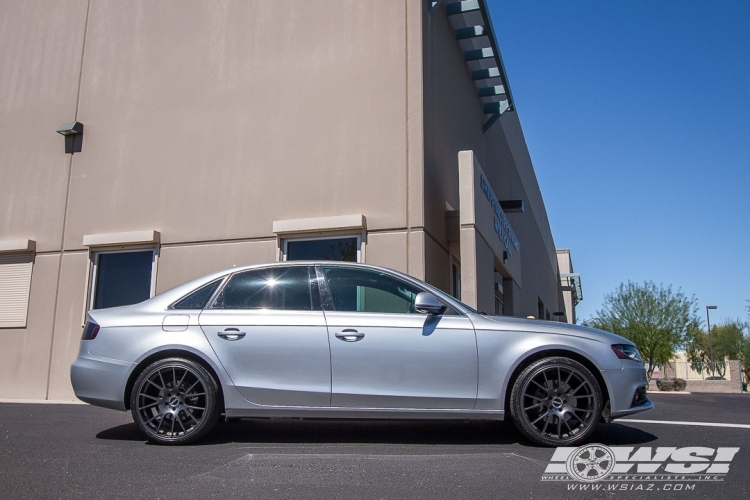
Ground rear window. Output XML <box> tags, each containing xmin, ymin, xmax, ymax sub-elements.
<box><xmin>171</xmin><ymin>279</ymin><xmax>223</xmax><ymax>310</ymax></box>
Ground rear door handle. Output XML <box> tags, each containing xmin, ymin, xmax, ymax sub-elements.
<box><xmin>335</xmin><ymin>329</ymin><xmax>364</xmax><ymax>342</ymax></box>
<box><xmin>218</xmin><ymin>328</ymin><xmax>246</xmax><ymax>341</ymax></box>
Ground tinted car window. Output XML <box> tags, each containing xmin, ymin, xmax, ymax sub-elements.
<box><xmin>322</xmin><ymin>267</ymin><xmax>423</xmax><ymax>313</ymax></box>
<box><xmin>212</xmin><ymin>267</ymin><xmax>313</xmax><ymax>310</ymax></box>
<box><xmin>172</xmin><ymin>278</ymin><xmax>223</xmax><ymax>310</ymax></box>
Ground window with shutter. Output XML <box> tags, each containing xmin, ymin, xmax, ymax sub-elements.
<box><xmin>0</xmin><ymin>253</ymin><xmax>33</xmax><ymax>328</ymax></box>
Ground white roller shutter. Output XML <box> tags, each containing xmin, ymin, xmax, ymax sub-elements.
<box><xmin>0</xmin><ymin>253</ymin><xmax>33</xmax><ymax>328</ymax></box>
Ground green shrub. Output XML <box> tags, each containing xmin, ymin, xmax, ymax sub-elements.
<box><xmin>655</xmin><ymin>378</ymin><xmax>687</xmax><ymax>391</ymax></box>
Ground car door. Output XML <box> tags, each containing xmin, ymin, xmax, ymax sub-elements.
<box><xmin>199</xmin><ymin>265</ymin><xmax>331</xmax><ymax>407</ymax></box>
<box><xmin>319</xmin><ymin>265</ymin><xmax>478</xmax><ymax>409</ymax></box>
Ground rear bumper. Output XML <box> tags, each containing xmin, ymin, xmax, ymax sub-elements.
<box><xmin>70</xmin><ymin>350</ymin><xmax>133</xmax><ymax>411</ymax></box>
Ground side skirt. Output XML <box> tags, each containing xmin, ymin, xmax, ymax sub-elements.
<box><xmin>225</xmin><ymin>406</ymin><xmax>505</xmax><ymax>421</ymax></box>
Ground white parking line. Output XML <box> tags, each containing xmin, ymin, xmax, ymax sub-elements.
<box><xmin>623</xmin><ymin>419</ymin><xmax>750</xmax><ymax>429</ymax></box>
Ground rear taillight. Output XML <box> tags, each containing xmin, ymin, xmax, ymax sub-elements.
<box><xmin>82</xmin><ymin>320</ymin><xmax>100</xmax><ymax>340</ymax></box>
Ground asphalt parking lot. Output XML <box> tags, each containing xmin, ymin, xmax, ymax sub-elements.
<box><xmin>1</xmin><ymin>393</ymin><xmax>749</xmax><ymax>499</ymax></box>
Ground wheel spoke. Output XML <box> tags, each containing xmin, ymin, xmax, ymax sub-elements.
<box><xmin>185</xmin><ymin>380</ymin><xmax>201</xmax><ymax>394</ymax></box>
<box><xmin>530</xmin><ymin>379</ymin><xmax>548</xmax><ymax>393</ymax></box>
<box><xmin>563</xmin><ymin>369</ymin><xmax>574</xmax><ymax>388</ymax></box>
<box><xmin>177</xmin><ymin>368</ymin><xmax>188</xmax><ymax>388</ymax></box>
<box><xmin>139</xmin><ymin>401</ymin><xmax>161</xmax><ymax>410</ymax></box>
<box><xmin>530</xmin><ymin>413</ymin><xmax>548</xmax><ymax>426</ymax></box>
<box><xmin>158</xmin><ymin>370</ymin><xmax>167</xmax><ymax>392</ymax></box>
<box><xmin>177</xmin><ymin>417</ymin><xmax>188</xmax><ymax>434</ymax></box>
<box><xmin>144</xmin><ymin>413</ymin><xmax>161</xmax><ymax>426</ymax></box>
<box><xmin>145</xmin><ymin>379</ymin><xmax>163</xmax><ymax>392</ymax></box>
<box><xmin>570</xmin><ymin>381</ymin><xmax>588</xmax><ymax>396</ymax></box>
<box><xmin>563</xmin><ymin>417</ymin><xmax>574</xmax><ymax>434</ymax></box>
<box><xmin>523</xmin><ymin>403</ymin><xmax>544</xmax><ymax>411</ymax></box>
<box><xmin>155</xmin><ymin>415</ymin><xmax>167</xmax><ymax>434</ymax></box>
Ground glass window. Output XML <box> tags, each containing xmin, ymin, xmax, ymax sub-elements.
<box><xmin>92</xmin><ymin>251</ymin><xmax>154</xmax><ymax>309</ymax></box>
<box><xmin>494</xmin><ymin>293</ymin><xmax>504</xmax><ymax>316</ymax></box>
<box><xmin>212</xmin><ymin>266</ymin><xmax>313</xmax><ymax>310</ymax></box>
<box><xmin>286</xmin><ymin>237</ymin><xmax>358</xmax><ymax>262</ymax></box>
<box><xmin>322</xmin><ymin>266</ymin><xmax>423</xmax><ymax>314</ymax></box>
<box><xmin>451</xmin><ymin>259</ymin><xmax>461</xmax><ymax>300</ymax></box>
<box><xmin>172</xmin><ymin>279</ymin><xmax>223</xmax><ymax>310</ymax></box>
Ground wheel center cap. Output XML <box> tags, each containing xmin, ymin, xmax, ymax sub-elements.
<box><xmin>551</xmin><ymin>397</ymin><xmax>564</xmax><ymax>409</ymax></box>
<box><xmin>168</xmin><ymin>396</ymin><xmax>180</xmax><ymax>408</ymax></box>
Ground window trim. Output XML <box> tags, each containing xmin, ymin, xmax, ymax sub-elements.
<box><xmin>282</xmin><ymin>234</ymin><xmax>362</xmax><ymax>263</ymax></box>
<box><xmin>88</xmin><ymin>247</ymin><xmax>157</xmax><ymax>310</ymax></box>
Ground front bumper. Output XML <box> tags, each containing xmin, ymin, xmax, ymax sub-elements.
<box><xmin>70</xmin><ymin>350</ymin><xmax>134</xmax><ymax>411</ymax></box>
<box><xmin>604</xmin><ymin>362</ymin><xmax>654</xmax><ymax>419</ymax></box>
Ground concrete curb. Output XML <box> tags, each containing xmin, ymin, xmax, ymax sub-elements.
<box><xmin>647</xmin><ymin>391</ymin><xmax>692</xmax><ymax>394</ymax></box>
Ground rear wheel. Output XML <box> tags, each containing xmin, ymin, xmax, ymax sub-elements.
<box><xmin>130</xmin><ymin>358</ymin><xmax>220</xmax><ymax>445</ymax></box>
<box><xmin>509</xmin><ymin>357</ymin><xmax>602</xmax><ymax>447</ymax></box>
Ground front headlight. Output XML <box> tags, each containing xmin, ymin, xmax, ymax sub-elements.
<box><xmin>611</xmin><ymin>344</ymin><xmax>643</xmax><ymax>363</ymax></box>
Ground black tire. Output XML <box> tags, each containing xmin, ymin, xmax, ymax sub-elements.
<box><xmin>509</xmin><ymin>357</ymin><xmax>602</xmax><ymax>447</ymax></box>
<box><xmin>130</xmin><ymin>357</ymin><xmax>220</xmax><ymax>445</ymax></box>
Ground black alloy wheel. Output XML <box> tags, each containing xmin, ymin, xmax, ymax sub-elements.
<box><xmin>130</xmin><ymin>358</ymin><xmax>220</xmax><ymax>445</ymax></box>
<box><xmin>509</xmin><ymin>357</ymin><xmax>602</xmax><ymax>447</ymax></box>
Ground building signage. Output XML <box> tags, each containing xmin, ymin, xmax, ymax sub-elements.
<box><xmin>479</xmin><ymin>174</ymin><xmax>519</xmax><ymax>255</ymax></box>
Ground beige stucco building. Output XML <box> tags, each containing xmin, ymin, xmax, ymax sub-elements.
<box><xmin>0</xmin><ymin>0</ymin><xmax>579</xmax><ymax>401</ymax></box>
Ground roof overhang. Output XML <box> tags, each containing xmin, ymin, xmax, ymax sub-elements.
<box><xmin>430</xmin><ymin>0</ymin><xmax>515</xmax><ymax>132</ymax></box>
<box><xmin>559</xmin><ymin>272</ymin><xmax>583</xmax><ymax>305</ymax></box>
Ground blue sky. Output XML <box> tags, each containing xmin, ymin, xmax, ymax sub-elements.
<box><xmin>487</xmin><ymin>1</ymin><xmax>750</xmax><ymax>325</ymax></box>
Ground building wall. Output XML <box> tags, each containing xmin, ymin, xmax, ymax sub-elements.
<box><xmin>0</xmin><ymin>0</ymin><xmax>421</xmax><ymax>400</ymax></box>
<box><xmin>421</xmin><ymin>5</ymin><xmax>562</xmax><ymax>317</ymax></box>
<box><xmin>422</xmin><ymin>2</ymin><xmax>485</xmax><ymax>262</ymax></box>
<box><xmin>556</xmin><ymin>249</ymin><xmax>578</xmax><ymax>324</ymax></box>
<box><xmin>0</xmin><ymin>0</ymin><xmax>90</xmax><ymax>399</ymax></box>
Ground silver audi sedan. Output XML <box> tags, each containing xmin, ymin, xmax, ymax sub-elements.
<box><xmin>71</xmin><ymin>262</ymin><xmax>652</xmax><ymax>446</ymax></box>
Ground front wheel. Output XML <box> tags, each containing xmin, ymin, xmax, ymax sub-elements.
<box><xmin>130</xmin><ymin>358</ymin><xmax>220</xmax><ymax>445</ymax></box>
<box><xmin>509</xmin><ymin>357</ymin><xmax>602</xmax><ymax>447</ymax></box>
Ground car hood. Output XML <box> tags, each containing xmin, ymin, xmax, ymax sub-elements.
<box><xmin>472</xmin><ymin>314</ymin><xmax>632</xmax><ymax>345</ymax></box>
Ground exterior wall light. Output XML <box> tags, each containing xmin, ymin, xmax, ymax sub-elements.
<box><xmin>56</xmin><ymin>121</ymin><xmax>83</xmax><ymax>135</ymax></box>
<box><xmin>57</xmin><ymin>121</ymin><xmax>83</xmax><ymax>154</ymax></box>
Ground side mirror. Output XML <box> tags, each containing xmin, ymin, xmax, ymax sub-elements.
<box><xmin>415</xmin><ymin>292</ymin><xmax>446</xmax><ymax>315</ymax></box>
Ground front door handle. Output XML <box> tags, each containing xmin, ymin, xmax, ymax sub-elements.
<box><xmin>335</xmin><ymin>329</ymin><xmax>364</xmax><ymax>342</ymax></box>
<box><xmin>218</xmin><ymin>328</ymin><xmax>246</xmax><ymax>341</ymax></box>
